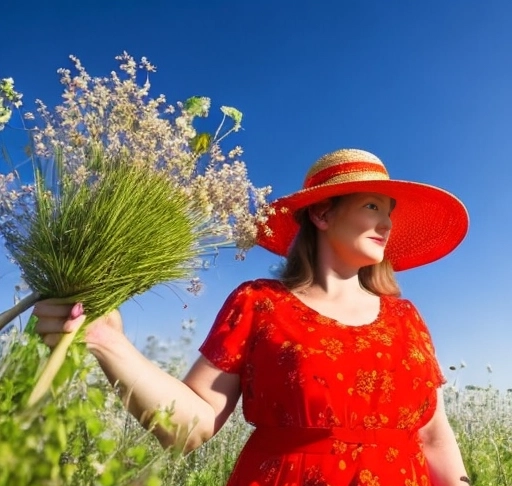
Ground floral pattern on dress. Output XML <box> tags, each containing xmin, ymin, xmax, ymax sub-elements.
<box><xmin>199</xmin><ymin>279</ymin><xmax>446</xmax><ymax>486</ymax></box>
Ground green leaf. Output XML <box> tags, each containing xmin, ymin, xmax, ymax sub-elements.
<box><xmin>183</xmin><ymin>96</ymin><xmax>210</xmax><ymax>117</ymax></box>
<box><xmin>24</xmin><ymin>315</ymin><xmax>38</xmax><ymax>335</ymax></box>
<box><xmin>86</xmin><ymin>416</ymin><xmax>104</xmax><ymax>436</ymax></box>
<box><xmin>56</xmin><ymin>421</ymin><xmax>67</xmax><ymax>449</ymax></box>
<box><xmin>0</xmin><ymin>106</ymin><xmax>11</xmax><ymax>125</ymax></box>
<box><xmin>87</xmin><ymin>387</ymin><xmax>106</xmax><ymax>408</ymax></box>
<box><xmin>97</xmin><ymin>438</ymin><xmax>117</xmax><ymax>455</ymax></box>
<box><xmin>99</xmin><ymin>470</ymin><xmax>116</xmax><ymax>486</ymax></box>
<box><xmin>0</xmin><ymin>78</ymin><xmax>18</xmax><ymax>102</ymax></box>
<box><xmin>126</xmin><ymin>444</ymin><xmax>147</xmax><ymax>464</ymax></box>
<box><xmin>146</xmin><ymin>477</ymin><xmax>163</xmax><ymax>486</ymax></box>
<box><xmin>190</xmin><ymin>132</ymin><xmax>212</xmax><ymax>155</ymax></box>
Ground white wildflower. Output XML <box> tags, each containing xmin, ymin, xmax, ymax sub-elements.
<box><xmin>228</xmin><ymin>145</ymin><xmax>244</xmax><ymax>158</ymax></box>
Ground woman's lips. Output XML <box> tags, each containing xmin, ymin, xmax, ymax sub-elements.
<box><xmin>369</xmin><ymin>237</ymin><xmax>387</xmax><ymax>246</ymax></box>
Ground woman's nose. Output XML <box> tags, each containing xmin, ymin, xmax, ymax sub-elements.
<box><xmin>379</xmin><ymin>213</ymin><xmax>392</xmax><ymax>231</ymax></box>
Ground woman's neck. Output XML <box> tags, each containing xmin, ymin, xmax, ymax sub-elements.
<box><xmin>294</xmin><ymin>268</ymin><xmax>371</xmax><ymax>300</ymax></box>
<box><xmin>292</xmin><ymin>273</ymin><xmax>380</xmax><ymax>327</ymax></box>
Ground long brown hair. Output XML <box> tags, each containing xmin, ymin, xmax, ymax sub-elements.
<box><xmin>279</xmin><ymin>197</ymin><xmax>401</xmax><ymax>297</ymax></box>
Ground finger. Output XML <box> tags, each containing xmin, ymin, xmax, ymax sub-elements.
<box><xmin>41</xmin><ymin>333</ymin><xmax>64</xmax><ymax>349</ymax></box>
<box><xmin>35</xmin><ymin>314</ymin><xmax>86</xmax><ymax>334</ymax></box>
<box><xmin>34</xmin><ymin>316</ymin><xmax>68</xmax><ymax>334</ymax></box>
<box><xmin>33</xmin><ymin>301</ymin><xmax>74</xmax><ymax>318</ymax></box>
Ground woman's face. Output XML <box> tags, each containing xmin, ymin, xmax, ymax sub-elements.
<box><xmin>311</xmin><ymin>192</ymin><xmax>393</xmax><ymax>271</ymax></box>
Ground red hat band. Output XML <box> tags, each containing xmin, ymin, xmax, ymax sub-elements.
<box><xmin>304</xmin><ymin>162</ymin><xmax>389</xmax><ymax>189</ymax></box>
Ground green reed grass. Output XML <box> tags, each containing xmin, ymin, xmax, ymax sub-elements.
<box><xmin>14</xmin><ymin>155</ymin><xmax>199</xmax><ymax>313</ymax></box>
<box><xmin>4</xmin><ymin>151</ymin><xmax>202</xmax><ymax>405</ymax></box>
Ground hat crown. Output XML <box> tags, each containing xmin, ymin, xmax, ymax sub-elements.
<box><xmin>303</xmin><ymin>149</ymin><xmax>390</xmax><ymax>189</ymax></box>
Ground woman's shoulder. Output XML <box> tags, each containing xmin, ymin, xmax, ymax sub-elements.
<box><xmin>233</xmin><ymin>278</ymin><xmax>285</xmax><ymax>295</ymax></box>
<box><xmin>223</xmin><ymin>279</ymin><xmax>286</xmax><ymax>314</ymax></box>
<box><xmin>382</xmin><ymin>294</ymin><xmax>421</xmax><ymax>317</ymax></box>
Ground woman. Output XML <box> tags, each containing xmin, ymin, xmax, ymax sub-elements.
<box><xmin>34</xmin><ymin>148</ymin><xmax>471</xmax><ymax>485</ymax></box>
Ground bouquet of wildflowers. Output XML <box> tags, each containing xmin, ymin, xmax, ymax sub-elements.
<box><xmin>0</xmin><ymin>53</ymin><xmax>271</xmax><ymax>405</ymax></box>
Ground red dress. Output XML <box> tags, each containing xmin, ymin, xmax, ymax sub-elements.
<box><xmin>199</xmin><ymin>279</ymin><xmax>445</xmax><ymax>486</ymax></box>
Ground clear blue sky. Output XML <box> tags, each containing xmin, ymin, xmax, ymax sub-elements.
<box><xmin>1</xmin><ymin>0</ymin><xmax>511</xmax><ymax>390</ymax></box>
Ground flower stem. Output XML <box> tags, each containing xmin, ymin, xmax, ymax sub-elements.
<box><xmin>27</xmin><ymin>316</ymin><xmax>85</xmax><ymax>407</ymax></box>
<box><xmin>0</xmin><ymin>291</ymin><xmax>40</xmax><ymax>332</ymax></box>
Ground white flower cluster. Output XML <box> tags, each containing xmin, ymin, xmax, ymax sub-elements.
<box><xmin>0</xmin><ymin>173</ymin><xmax>35</xmax><ymax>250</ymax></box>
<box><xmin>0</xmin><ymin>52</ymin><xmax>272</xmax><ymax>256</ymax></box>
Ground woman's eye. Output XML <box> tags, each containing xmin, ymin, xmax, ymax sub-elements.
<box><xmin>365</xmin><ymin>203</ymin><xmax>378</xmax><ymax>210</ymax></box>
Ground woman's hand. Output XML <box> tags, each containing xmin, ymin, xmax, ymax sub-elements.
<box><xmin>32</xmin><ymin>300</ymin><xmax>123</xmax><ymax>351</ymax></box>
<box><xmin>33</xmin><ymin>300</ymin><xmax>238</xmax><ymax>453</ymax></box>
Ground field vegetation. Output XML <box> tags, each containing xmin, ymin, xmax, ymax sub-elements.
<box><xmin>0</xmin><ymin>322</ymin><xmax>510</xmax><ymax>486</ymax></box>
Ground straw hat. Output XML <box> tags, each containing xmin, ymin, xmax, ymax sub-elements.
<box><xmin>257</xmin><ymin>148</ymin><xmax>469</xmax><ymax>271</ymax></box>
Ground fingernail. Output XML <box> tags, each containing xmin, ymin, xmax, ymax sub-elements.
<box><xmin>70</xmin><ymin>303</ymin><xmax>84</xmax><ymax>319</ymax></box>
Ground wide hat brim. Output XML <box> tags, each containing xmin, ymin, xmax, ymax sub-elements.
<box><xmin>257</xmin><ymin>179</ymin><xmax>469</xmax><ymax>271</ymax></box>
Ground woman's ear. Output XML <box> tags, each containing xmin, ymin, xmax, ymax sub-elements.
<box><xmin>308</xmin><ymin>200</ymin><xmax>332</xmax><ymax>230</ymax></box>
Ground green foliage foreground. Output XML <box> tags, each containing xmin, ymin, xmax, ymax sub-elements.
<box><xmin>0</xmin><ymin>324</ymin><xmax>251</xmax><ymax>486</ymax></box>
<box><xmin>0</xmin><ymin>325</ymin><xmax>511</xmax><ymax>486</ymax></box>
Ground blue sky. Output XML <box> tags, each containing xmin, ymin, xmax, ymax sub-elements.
<box><xmin>1</xmin><ymin>0</ymin><xmax>511</xmax><ymax>390</ymax></box>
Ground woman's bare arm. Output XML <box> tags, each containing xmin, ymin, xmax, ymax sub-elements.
<box><xmin>34</xmin><ymin>302</ymin><xmax>241</xmax><ymax>453</ymax></box>
<box><xmin>419</xmin><ymin>389</ymin><xmax>469</xmax><ymax>486</ymax></box>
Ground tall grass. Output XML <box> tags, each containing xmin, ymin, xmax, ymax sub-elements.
<box><xmin>3</xmin><ymin>150</ymin><xmax>204</xmax><ymax>405</ymax></box>
<box><xmin>4</xmin><ymin>151</ymin><xmax>200</xmax><ymax>321</ymax></box>
<box><xmin>445</xmin><ymin>385</ymin><xmax>512</xmax><ymax>485</ymax></box>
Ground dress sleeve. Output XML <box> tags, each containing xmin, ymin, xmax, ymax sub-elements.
<box><xmin>199</xmin><ymin>280</ymin><xmax>255</xmax><ymax>374</ymax></box>
<box><xmin>405</xmin><ymin>300</ymin><xmax>447</xmax><ymax>388</ymax></box>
